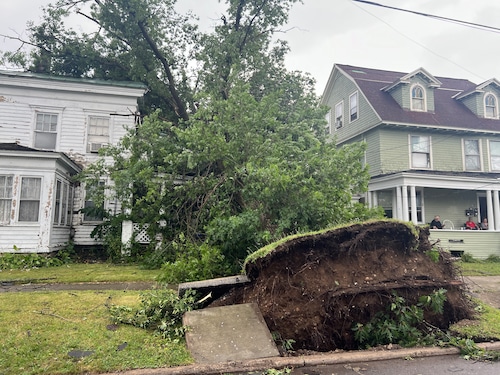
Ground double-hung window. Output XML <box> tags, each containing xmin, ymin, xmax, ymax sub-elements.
<box><xmin>83</xmin><ymin>181</ymin><xmax>105</xmax><ymax>222</ymax></box>
<box><xmin>335</xmin><ymin>101</ymin><xmax>344</xmax><ymax>129</ymax></box>
<box><xmin>485</xmin><ymin>94</ymin><xmax>498</xmax><ymax>119</ymax></box>
<box><xmin>411</xmin><ymin>135</ymin><xmax>431</xmax><ymax>168</ymax></box>
<box><xmin>0</xmin><ymin>176</ymin><xmax>13</xmax><ymax>224</ymax></box>
<box><xmin>464</xmin><ymin>139</ymin><xmax>481</xmax><ymax>171</ymax></box>
<box><xmin>490</xmin><ymin>140</ymin><xmax>500</xmax><ymax>171</ymax></box>
<box><xmin>19</xmin><ymin>177</ymin><xmax>41</xmax><ymax>222</ymax></box>
<box><xmin>87</xmin><ymin>116</ymin><xmax>110</xmax><ymax>153</ymax></box>
<box><xmin>349</xmin><ymin>92</ymin><xmax>358</xmax><ymax>122</ymax></box>
<box><xmin>411</xmin><ymin>85</ymin><xmax>425</xmax><ymax>111</ymax></box>
<box><xmin>34</xmin><ymin>113</ymin><xmax>58</xmax><ymax>150</ymax></box>
<box><xmin>53</xmin><ymin>180</ymin><xmax>72</xmax><ymax>226</ymax></box>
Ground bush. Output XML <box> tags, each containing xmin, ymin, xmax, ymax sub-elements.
<box><xmin>156</xmin><ymin>238</ymin><xmax>231</xmax><ymax>284</ymax></box>
<box><xmin>0</xmin><ymin>244</ymin><xmax>74</xmax><ymax>270</ymax></box>
<box><xmin>460</xmin><ymin>253</ymin><xmax>479</xmax><ymax>263</ymax></box>
<box><xmin>485</xmin><ymin>255</ymin><xmax>500</xmax><ymax>263</ymax></box>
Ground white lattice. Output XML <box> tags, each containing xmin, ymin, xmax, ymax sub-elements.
<box><xmin>133</xmin><ymin>223</ymin><xmax>151</xmax><ymax>244</ymax></box>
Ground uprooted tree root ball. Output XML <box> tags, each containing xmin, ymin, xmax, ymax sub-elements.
<box><xmin>210</xmin><ymin>221</ymin><xmax>474</xmax><ymax>351</ymax></box>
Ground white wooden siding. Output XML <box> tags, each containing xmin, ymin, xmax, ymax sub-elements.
<box><xmin>0</xmin><ymin>73</ymin><xmax>144</xmax><ymax>252</ymax></box>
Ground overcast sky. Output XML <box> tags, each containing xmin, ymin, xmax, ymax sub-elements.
<box><xmin>1</xmin><ymin>0</ymin><xmax>500</xmax><ymax>95</ymax></box>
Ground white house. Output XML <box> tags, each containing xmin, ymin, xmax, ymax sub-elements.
<box><xmin>0</xmin><ymin>70</ymin><xmax>146</xmax><ymax>253</ymax></box>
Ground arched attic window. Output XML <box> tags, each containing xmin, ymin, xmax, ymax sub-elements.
<box><xmin>411</xmin><ymin>84</ymin><xmax>426</xmax><ymax>111</ymax></box>
<box><xmin>485</xmin><ymin>93</ymin><xmax>498</xmax><ymax>119</ymax></box>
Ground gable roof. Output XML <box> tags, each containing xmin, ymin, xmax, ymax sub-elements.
<box><xmin>330</xmin><ymin>64</ymin><xmax>500</xmax><ymax>133</ymax></box>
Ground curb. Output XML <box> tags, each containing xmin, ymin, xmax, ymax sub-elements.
<box><xmin>105</xmin><ymin>341</ymin><xmax>500</xmax><ymax>375</ymax></box>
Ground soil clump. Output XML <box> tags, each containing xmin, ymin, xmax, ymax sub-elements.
<box><xmin>210</xmin><ymin>221</ymin><xmax>473</xmax><ymax>351</ymax></box>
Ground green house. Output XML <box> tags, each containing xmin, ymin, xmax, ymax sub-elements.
<box><xmin>321</xmin><ymin>64</ymin><xmax>500</xmax><ymax>258</ymax></box>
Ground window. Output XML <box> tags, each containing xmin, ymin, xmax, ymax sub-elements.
<box><xmin>325</xmin><ymin>109</ymin><xmax>332</xmax><ymax>134</ymax></box>
<box><xmin>19</xmin><ymin>177</ymin><xmax>41</xmax><ymax>222</ymax></box>
<box><xmin>53</xmin><ymin>180</ymin><xmax>72</xmax><ymax>226</ymax></box>
<box><xmin>0</xmin><ymin>176</ymin><xmax>13</xmax><ymax>224</ymax></box>
<box><xmin>485</xmin><ymin>94</ymin><xmax>498</xmax><ymax>119</ymax></box>
<box><xmin>464</xmin><ymin>139</ymin><xmax>481</xmax><ymax>171</ymax></box>
<box><xmin>335</xmin><ymin>101</ymin><xmax>344</xmax><ymax>129</ymax></box>
<box><xmin>34</xmin><ymin>113</ymin><xmax>58</xmax><ymax>150</ymax></box>
<box><xmin>411</xmin><ymin>135</ymin><xmax>431</xmax><ymax>168</ymax></box>
<box><xmin>87</xmin><ymin>116</ymin><xmax>110</xmax><ymax>153</ymax></box>
<box><xmin>349</xmin><ymin>92</ymin><xmax>358</xmax><ymax>122</ymax></box>
<box><xmin>83</xmin><ymin>181</ymin><xmax>105</xmax><ymax>222</ymax></box>
<box><xmin>490</xmin><ymin>140</ymin><xmax>500</xmax><ymax>171</ymax></box>
<box><xmin>411</xmin><ymin>85</ymin><xmax>425</xmax><ymax>111</ymax></box>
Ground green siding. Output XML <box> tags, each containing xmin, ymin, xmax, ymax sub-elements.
<box><xmin>367</xmin><ymin>129</ymin><xmax>494</xmax><ymax>174</ymax></box>
<box><xmin>387</xmin><ymin>75</ymin><xmax>436</xmax><ymax>112</ymax></box>
<box><xmin>364</xmin><ymin>130</ymin><xmax>381</xmax><ymax>176</ymax></box>
<box><xmin>378</xmin><ymin>129</ymin><xmax>409</xmax><ymax>173</ymax></box>
<box><xmin>326</xmin><ymin>72</ymin><xmax>380</xmax><ymax>144</ymax></box>
<box><xmin>429</xmin><ymin>230</ymin><xmax>500</xmax><ymax>259</ymax></box>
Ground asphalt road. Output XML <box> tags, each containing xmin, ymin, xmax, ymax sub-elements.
<box><xmin>285</xmin><ymin>355</ymin><xmax>500</xmax><ymax>375</ymax></box>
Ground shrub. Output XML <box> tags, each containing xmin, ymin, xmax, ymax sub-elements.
<box><xmin>0</xmin><ymin>243</ymin><xmax>74</xmax><ymax>270</ymax></box>
<box><xmin>156</xmin><ymin>238</ymin><xmax>231</xmax><ymax>284</ymax></box>
<box><xmin>460</xmin><ymin>253</ymin><xmax>479</xmax><ymax>263</ymax></box>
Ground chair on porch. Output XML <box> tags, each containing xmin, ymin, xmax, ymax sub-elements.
<box><xmin>442</xmin><ymin>219</ymin><xmax>454</xmax><ymax>230</ymax></box>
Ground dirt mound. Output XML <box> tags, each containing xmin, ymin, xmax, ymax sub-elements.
<box><xmin>210</xmin><ymin>221</ymin><xmax>473</xmax><ymax>351</ymax></box>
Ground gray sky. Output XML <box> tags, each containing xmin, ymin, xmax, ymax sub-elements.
<box><xmin>1</xmin><ymin>0</ymin><xmax>500</xmax><ymax>95</ymax></box>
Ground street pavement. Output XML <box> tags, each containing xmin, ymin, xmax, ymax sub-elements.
<box><xmin>282</xmin><ymin>355</ymin><xmax>500</xmax><ymax>375</ymax></box>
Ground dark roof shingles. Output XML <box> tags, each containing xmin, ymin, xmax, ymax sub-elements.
<box><xmin>337</xmin><ymin>64</ymin><xmax>500</xmax><ymax>132</ymax></box>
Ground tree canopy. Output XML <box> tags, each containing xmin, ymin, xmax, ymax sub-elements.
<box><xmin>2</xmin><ymin>0</ymin><xmax>381</xmax><ymax>270</ymax></box>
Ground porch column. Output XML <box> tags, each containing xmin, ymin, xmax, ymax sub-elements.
<box><xmin>367</xmin><ymin>191</ymin><xmax>372</xmax><ymax>208</ymax></box>
<box><xmin>392</xmin><ymin>189</ymin><xmax>397</xmax><ymax>219</ymax></box>
<box><xmin>486</xmin><ymin>190</ymin><xmax>495</xmax><ymax>231</ymax></box>
<box><xmin>494</xmin><ymin>190</ymin><xmax>500</xmax><ymax>231</ymax></box>
<box><xmin>395</xmin><ymin>186</ymin><xmax>403</xmax><ymax>220</ymax></box>
<box><xmin>372</xmin><ymin>191</ymin><xmax>378</xmax><ymax>207</ymax></box>
<box><xmin>410</xmin><ymin>185</ymin><xmax>418</xmax><ymax>224</ymax></box>
<box><xmin>402</xmin><ymin>185</ymin><xmax>409</xmax><ymax>222</ymax></box>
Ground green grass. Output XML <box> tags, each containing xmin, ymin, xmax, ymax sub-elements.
<box><xmin>450</xmin><ymin>301</ymin><xmax>500</xmax><ymax>341</ymax></box>
<box><xmin>0</xmin><ymin>263</ymin><xmax>162</xmax><ymax>284</ymax></box>
<box><xmin>460</xmin><ymin>261</ymin><xmax>500</xmax><ymax>276</ymax></box>
<box><xmin>0</xmin><ymin>290</ymin><xmax>192</xmax><ymax>375</ymax></box>
<box><xmin>1</xmin><ymin>258</ymin><xmax>500</xmax><ymax>374</ymax></box>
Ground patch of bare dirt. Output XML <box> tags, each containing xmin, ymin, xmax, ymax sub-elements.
<box><xmin>210</xmin><ymin>221</ymin><xmax>473</xmax><ymax>352</ymax></box>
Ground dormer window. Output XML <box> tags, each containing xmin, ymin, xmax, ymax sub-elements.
<box><xmin>411</xmin><ymin>85</ymin><xmax>425</xmax><ymax>111</ymax></box>
<box><xmin>485</xmin><ymin>93</ymin><xmax>498</xmax><ymax>118</ymax></box>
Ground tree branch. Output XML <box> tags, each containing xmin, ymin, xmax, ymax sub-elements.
<box><xmin>137</xmin><ymin>21</ymin><xmax>189</xmax><ymax>122</ymax></box>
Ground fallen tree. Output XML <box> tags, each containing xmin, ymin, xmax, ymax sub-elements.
<box><xmin>210</xmin><ymin>220</ymin><xmax>473</xmax><ymax>351</ymax></box>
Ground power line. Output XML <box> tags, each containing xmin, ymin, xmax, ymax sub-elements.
<box><xmin>352</xmin><ymin>0</ymin><xmax>500</xmax><ymax>34</ymax></box>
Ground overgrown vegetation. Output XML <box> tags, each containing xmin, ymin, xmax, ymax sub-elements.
<box><xmin>1</xmin><ymin>0</ymin><xmax>382</xmax><ymax>276</ymax></box>
<box><xmin>460</xmin><ymin>254</ymin><xmax>500</xmax><ymax>276</ymax></box>
<box><xmin>352</xmin><ymin>289</ymin><xmax>448</xmax><ymax>348</ymax></box>
<box><xmin>0</xmin><ymin>243</ymin><xmax>74</xmax><ymax>270</ymax></box>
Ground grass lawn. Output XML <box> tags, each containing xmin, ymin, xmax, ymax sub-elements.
<box><xmin>460</xmin><ymin>261</ymin><xmax>500</xmax><ymax>276</ymax></box>
<box><xmin>0</xmin><ymin>263</ymin><xmax>162</xmax><ymax>284</ymax></box>
<box><xmin>1</xmin><ymin>260</ymin><xmax>500</xmax><ymax>374</ymax></box>
<box><xmin>0</xmin><ymin>290</ymin><xmax>192</xmax><ymax>375</ymax></box>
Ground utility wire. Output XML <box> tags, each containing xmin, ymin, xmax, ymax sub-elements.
<box><xmin>353</xmin><ymin>0</ymin><xmax>500</xmax><ymax>34</ymax></box>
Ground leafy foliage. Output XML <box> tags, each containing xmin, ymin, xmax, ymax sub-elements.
<box><xmin>109</xmin><ymin>288</ymin><xmax>197</xmax><ymax>339</ymax></box>
<box><xmin>4</xmin><ymin>0</ymin><xmax>382</xmax><ymax>270</ymax></box>
<box><xmin>352</xmin><ymin>289</ymin><xmax>448</xmax><ymax>348</ymax></box>
<box><xmin>156</xmin><ymin>237</ymin><xmax>231</xmax><ymax>283</ymax></box>
<box><xmin>0</xmin><ymin>243</ymin><xmax>74</xmax><ymax>270</ymax></box>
